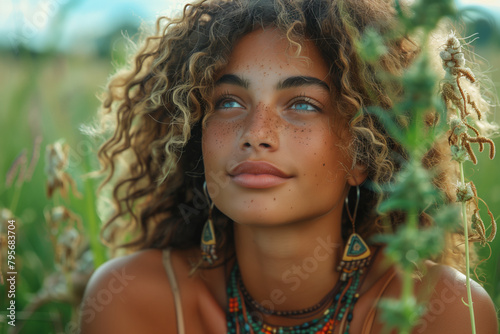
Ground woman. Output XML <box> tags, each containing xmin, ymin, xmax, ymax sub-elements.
<box><xmin>80</xmin><ymin>0</ymin><xmax>498</xmax><ymax>333</ymax></box>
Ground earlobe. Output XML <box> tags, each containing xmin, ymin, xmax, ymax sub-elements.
<box><xmin>347</xmin><ymin>165</ymin><xmax>368</xmax><ymax>186</ymax></box>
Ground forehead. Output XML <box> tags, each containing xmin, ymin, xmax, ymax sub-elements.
<box><xmin>219</xmin><ymin>28</ymin><xmax>331</xmax><ymax>82</ymax></box>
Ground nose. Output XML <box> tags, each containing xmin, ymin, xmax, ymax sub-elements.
<box><xmin>239</xmin><ymin>103</ymin><xmax>280</xmax><ymax>152</ymax></box>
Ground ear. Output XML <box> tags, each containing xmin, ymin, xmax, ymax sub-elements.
<box><xmin>346</xmin><ymin>164</ymin><xmax>368</xmax><ymax>186</ymax></box>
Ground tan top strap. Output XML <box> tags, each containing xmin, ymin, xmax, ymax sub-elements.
<box><xmin>162</xmin><ymin>249</ymin><xmax>185</xmax><ymax>334</ymax></box>
<box><xmin>361</xmin><ymin>267</ymin><xmax>397</xmax><ymax>334</ymax></box>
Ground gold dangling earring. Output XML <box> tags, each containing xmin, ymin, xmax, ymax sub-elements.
<box><xmin>337</xmin><ymin>185</ymin><xmax>372</xmax><ymax>281</ymax></box>
<box><xmin>201</xmin><ymin>181</ymin><xmax>218</xmax><ymax>264</ymax></box>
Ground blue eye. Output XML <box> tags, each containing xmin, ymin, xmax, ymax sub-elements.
<box><xmin>215</xmin><ymin>95</ymin><xmax>244</xmax><ymax>110</ymax></box>
<box><xmin>290</xmin><ymin>100</ymin><xmax>320</xmax><ymax>112</ymax></box>
<box><xmin>291</xmin><ymin>103</ymin><xmax>317</xmax><ymax>111</ymax></box>
<box><xmin>220</xmin><ymin>100</ymin><xmax>243</xmax><ymax>109</ymax></box>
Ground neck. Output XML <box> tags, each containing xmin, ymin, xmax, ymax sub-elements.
<box><xmin>233</xmin><ymin>209</ymin><xmax>345</xmax><ymax>324</ymax></box>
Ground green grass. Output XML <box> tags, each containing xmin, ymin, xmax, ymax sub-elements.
<box><xmin>0</xmin><ymin>52</ymin><xmax>112</xmax><ymax>334</ymax></box>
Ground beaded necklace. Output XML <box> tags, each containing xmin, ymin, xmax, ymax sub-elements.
<box><xmin>239</xmin><ymin>271</ymin><xmax>341</xmax><ymax>320</ymax></box>
<box><xmin>226</xmin><ymin>262</ymin><xmax>368</xmax><ymax>334</ymax></box>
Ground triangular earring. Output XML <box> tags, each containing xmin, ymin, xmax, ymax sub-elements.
<box><xmin>337</xmin><ymin>186</ymin><xmax>372</xmax><ymax>281</ymax></box>
<box><xmin>201</xmin><ymin>181</ymin><xmax>218</xmax><ymax>264</ymax></box>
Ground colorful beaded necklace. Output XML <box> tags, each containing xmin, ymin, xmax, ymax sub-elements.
<box><xmin>226</xmin><ymin>259</ymin><xmax>370</xmax><ymax>334</ymax></box>
<box><xmin>239</xmin><ymin>271</ymin><xmax>340</xmax><ymax>320</ymax></box>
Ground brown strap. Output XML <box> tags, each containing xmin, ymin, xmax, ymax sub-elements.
<box><xmin>361</xmin><ymin>267</ymin><xmax>397</xmax><ymax>334</ymax></box>
<box><xmin>162</xmin><ymin>249</ymin><xmax>186</xmax><ymax>334</ymax></box>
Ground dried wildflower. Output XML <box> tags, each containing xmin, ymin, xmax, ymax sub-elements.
<box><xmin>44</xmin><ymin>206</ymin><xmax>85</xmax><ymax>273</ymax></box>
<box><xmin>449</xmin><ymin>116</ymin><xmax>466</xmax><ymax>135</ymax></box>
<box><xmin>442</xmin><ymin>83</ymin><xmax>463</xmax><ymax>112</ymax></box>
<box><xmin>467</xmin><ymin>94</ymin><xmax>482</xmax><ymax>120</ymax></box>
<box><xmin>45</xmin><ymin>141</ymin><xmax>81</xmax><ymax>198</ymax></box>
<box><xmin>453</xmin><ymin>67</ymin><xmax>476</xmax><ymax>83</ymax></box>
<box><xmin>441</xmin><ymin>32</ymin><xmax>496</xmax><ymax>166</ymax></box>
<box><xmin>456</xmin><ymin>181</ymin><xmax>474</xmax><ymax>202</ymax></box>
<box><xmin>442</xmin><ymin>32</ymin><xmax>497</xmax><ymax>254</ymax></box>
<box><xmin>463</xmin><ymin>134</ymin><xmax>495</xmax><ymax>159</ymax></box>
<box><xmin>469</xmin><ymin>187</ymin><xmax>497</xmax><ymax>244</ymax></box>
<box><xmin>5</xmin><ymin>137</ymin><xmax>43</xmax><ymax>189</ymax></box>
<box><xmin>45</xmin><ymin>206</ymin><xmax>83</xmax><ymax>234</ymax></box>
<box><xmin>470</xmin><ymin>207</ymin><xmax>497</xmax><ymax>245</ymax></box>
<box><xmin>5</xmin><ymin>150</ymin><xmax>27</xmax><ymax>188</ymax></box>
<box><xmin>26</xmin><ymin>135</ymin><xmax>43</xmax><ymax>181</ymax></box>
<box><xmin>440</xmin><ymin>32</ymin><xmax>465</xmax><ymax>74</ymax></box>
<box><xmin>57</xmin><ymin>228</ymin><xmax>83</xmax><ymax>272</ymax></box>
<box><xmin>450</xmin><ymin>144</ymin><xmax>469</xmax><ymax>163</ymax></box>
<box><xmin>471</xmin><ymin>211</ymin><xmax>485</xmax><ymax>237</ymax></box>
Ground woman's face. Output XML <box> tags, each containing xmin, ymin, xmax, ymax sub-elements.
<box><xmin>202</xmin><ymin>28</ymin><xmax>363</xmax><ymax>226</ymax></box>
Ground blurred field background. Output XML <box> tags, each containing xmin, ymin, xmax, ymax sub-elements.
<box><xmin>0</xmin><ymin>0</ymin><xmax>499</xmax><ymax>333</ymax></box>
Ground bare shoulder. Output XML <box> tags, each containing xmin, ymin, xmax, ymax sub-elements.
<box><xmin>79</xmin><ymin>249</ymin><xmax>177</xmax><ymax>334</ymax></box>
<box><xmin>412</xmin><ymin>262</ymin><xmax>498</xmax><ymax>334</ymax></box>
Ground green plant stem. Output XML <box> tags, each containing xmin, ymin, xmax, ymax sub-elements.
<box><xmin>84</xmin><ymin>176</ymin><xmax>107</xmax><ymax>267</ymax></box>
<box><xmin>400</xmin><ymin>206</ymin><xmax>418</xmax><ymax>334</ymax></box>
<box><xmin>460</xmin><ymin>162</ymin><xmax>476</xmax><ymax>334</ymax></box>
<box><xmin>9</xmin><ymin>184</ymin><xmax>23</xmax><ymax>214</ymax></box>
<box><xmin>83</xmin><ymin>154</ymin><xmax>107</xmax><ymax>267</ymax></box>
<box><xmin>400</xmin><ymin>273</ymin><xmax>413</xmax><ymax>334</ymax></box>
<box><xmin>456</xmin><ymin>107</ymin><xmax>476</xmax><ymax>334</ymax></box>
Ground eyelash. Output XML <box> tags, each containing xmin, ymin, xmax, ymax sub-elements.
<box><xmin>214</xmin><ymin>92</ymin><xmax>241</xmax><ymax>109</ymax></box>
<box><xmin>288</xmin><ymin>94</ymin><xmax>322</xmax><ymax>113</ymax></box>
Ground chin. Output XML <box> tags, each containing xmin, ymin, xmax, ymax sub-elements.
<box><xmin>223</xmin><ymin>207</ymin><xmax>293</xmax><ymax>226</ymax></box>
<box><xmin>222</xmin><ymin>206</ymin><xmax>331</xmax><ymax>228</ymax></box>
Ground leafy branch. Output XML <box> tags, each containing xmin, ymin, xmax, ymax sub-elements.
<box><xmin>358</xmin><ymin>0</ymin><xmax>497</xmax><ymax>333</ymax></box>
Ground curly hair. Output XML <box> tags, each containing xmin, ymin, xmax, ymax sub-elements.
<box><xmin>90</xmin><ymin>0</ymin><xmax>492</xmax><ymax>272</ymax></box>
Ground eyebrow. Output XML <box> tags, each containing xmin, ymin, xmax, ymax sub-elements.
<box><xmin>215</xmin><ymin>74</ymin><xmax>250</xmax><ymax>89</ymax></box>
<box><xmin>215</xmin><ymin>74</ymin><xmax>330</xmax><ymax>92</ymax></box>
<box><xmin>277</xmin><ymin>76</ymin><xmax>331</xmax><ymax>92</ymax></box>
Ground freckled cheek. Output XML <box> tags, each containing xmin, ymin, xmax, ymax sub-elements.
<box><xmin>290</xmin><ymin>125</ymin><xmax>332</xmax><ymax>151</ymax></box>
<box><xmin>285</xmin><ymin>124</ymin><xmax>313</xmax><ymax>148</ymax></box>
<box><xmin>302</xmin><ymin>131</ymin><xmax>344</xmax><ymax>183</ymax></box>
<box><xmin>202</xmin><ymin>121</ymin><xmax>238</xmax><ymax>151</ymax></box>
<box><xmin>202</xmin><ymin>121</ymin><xmax>241</xmax><ymax>173</ymax></box>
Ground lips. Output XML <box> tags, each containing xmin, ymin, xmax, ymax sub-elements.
<box><xmin>229</xmin><ymin>161</ymin><xmax>291</xmax><ymax>178</ymax></box>
<box><xmin>228</xmin><ymin>161</ymin><xmax>292</xmax><ymax>189</ymax></box>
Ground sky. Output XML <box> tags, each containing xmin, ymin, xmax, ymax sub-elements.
<box><xmin>0</xmin><ymin>0</ymin><xmax>499</xmax><ymax>53</ymax></box>
<box><xmin>0</xmin><ymin>0</ymin><xmax>187</xmax><ymax>51</ymax></box>
<box><xmin>456</xmin><ymin>0</ymin><xmax>500</xmax><ymax>6</ymax></box>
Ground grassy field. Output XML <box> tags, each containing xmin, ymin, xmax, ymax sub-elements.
<box><xmin>0</xmin><ymin>51</ymin><xmax>113</xmax><ymax>333</ymax></box>
<box><xmin>0</xmin><ymin>32</ymin><xmax>499</xmax><ymax>334</ymax></box>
